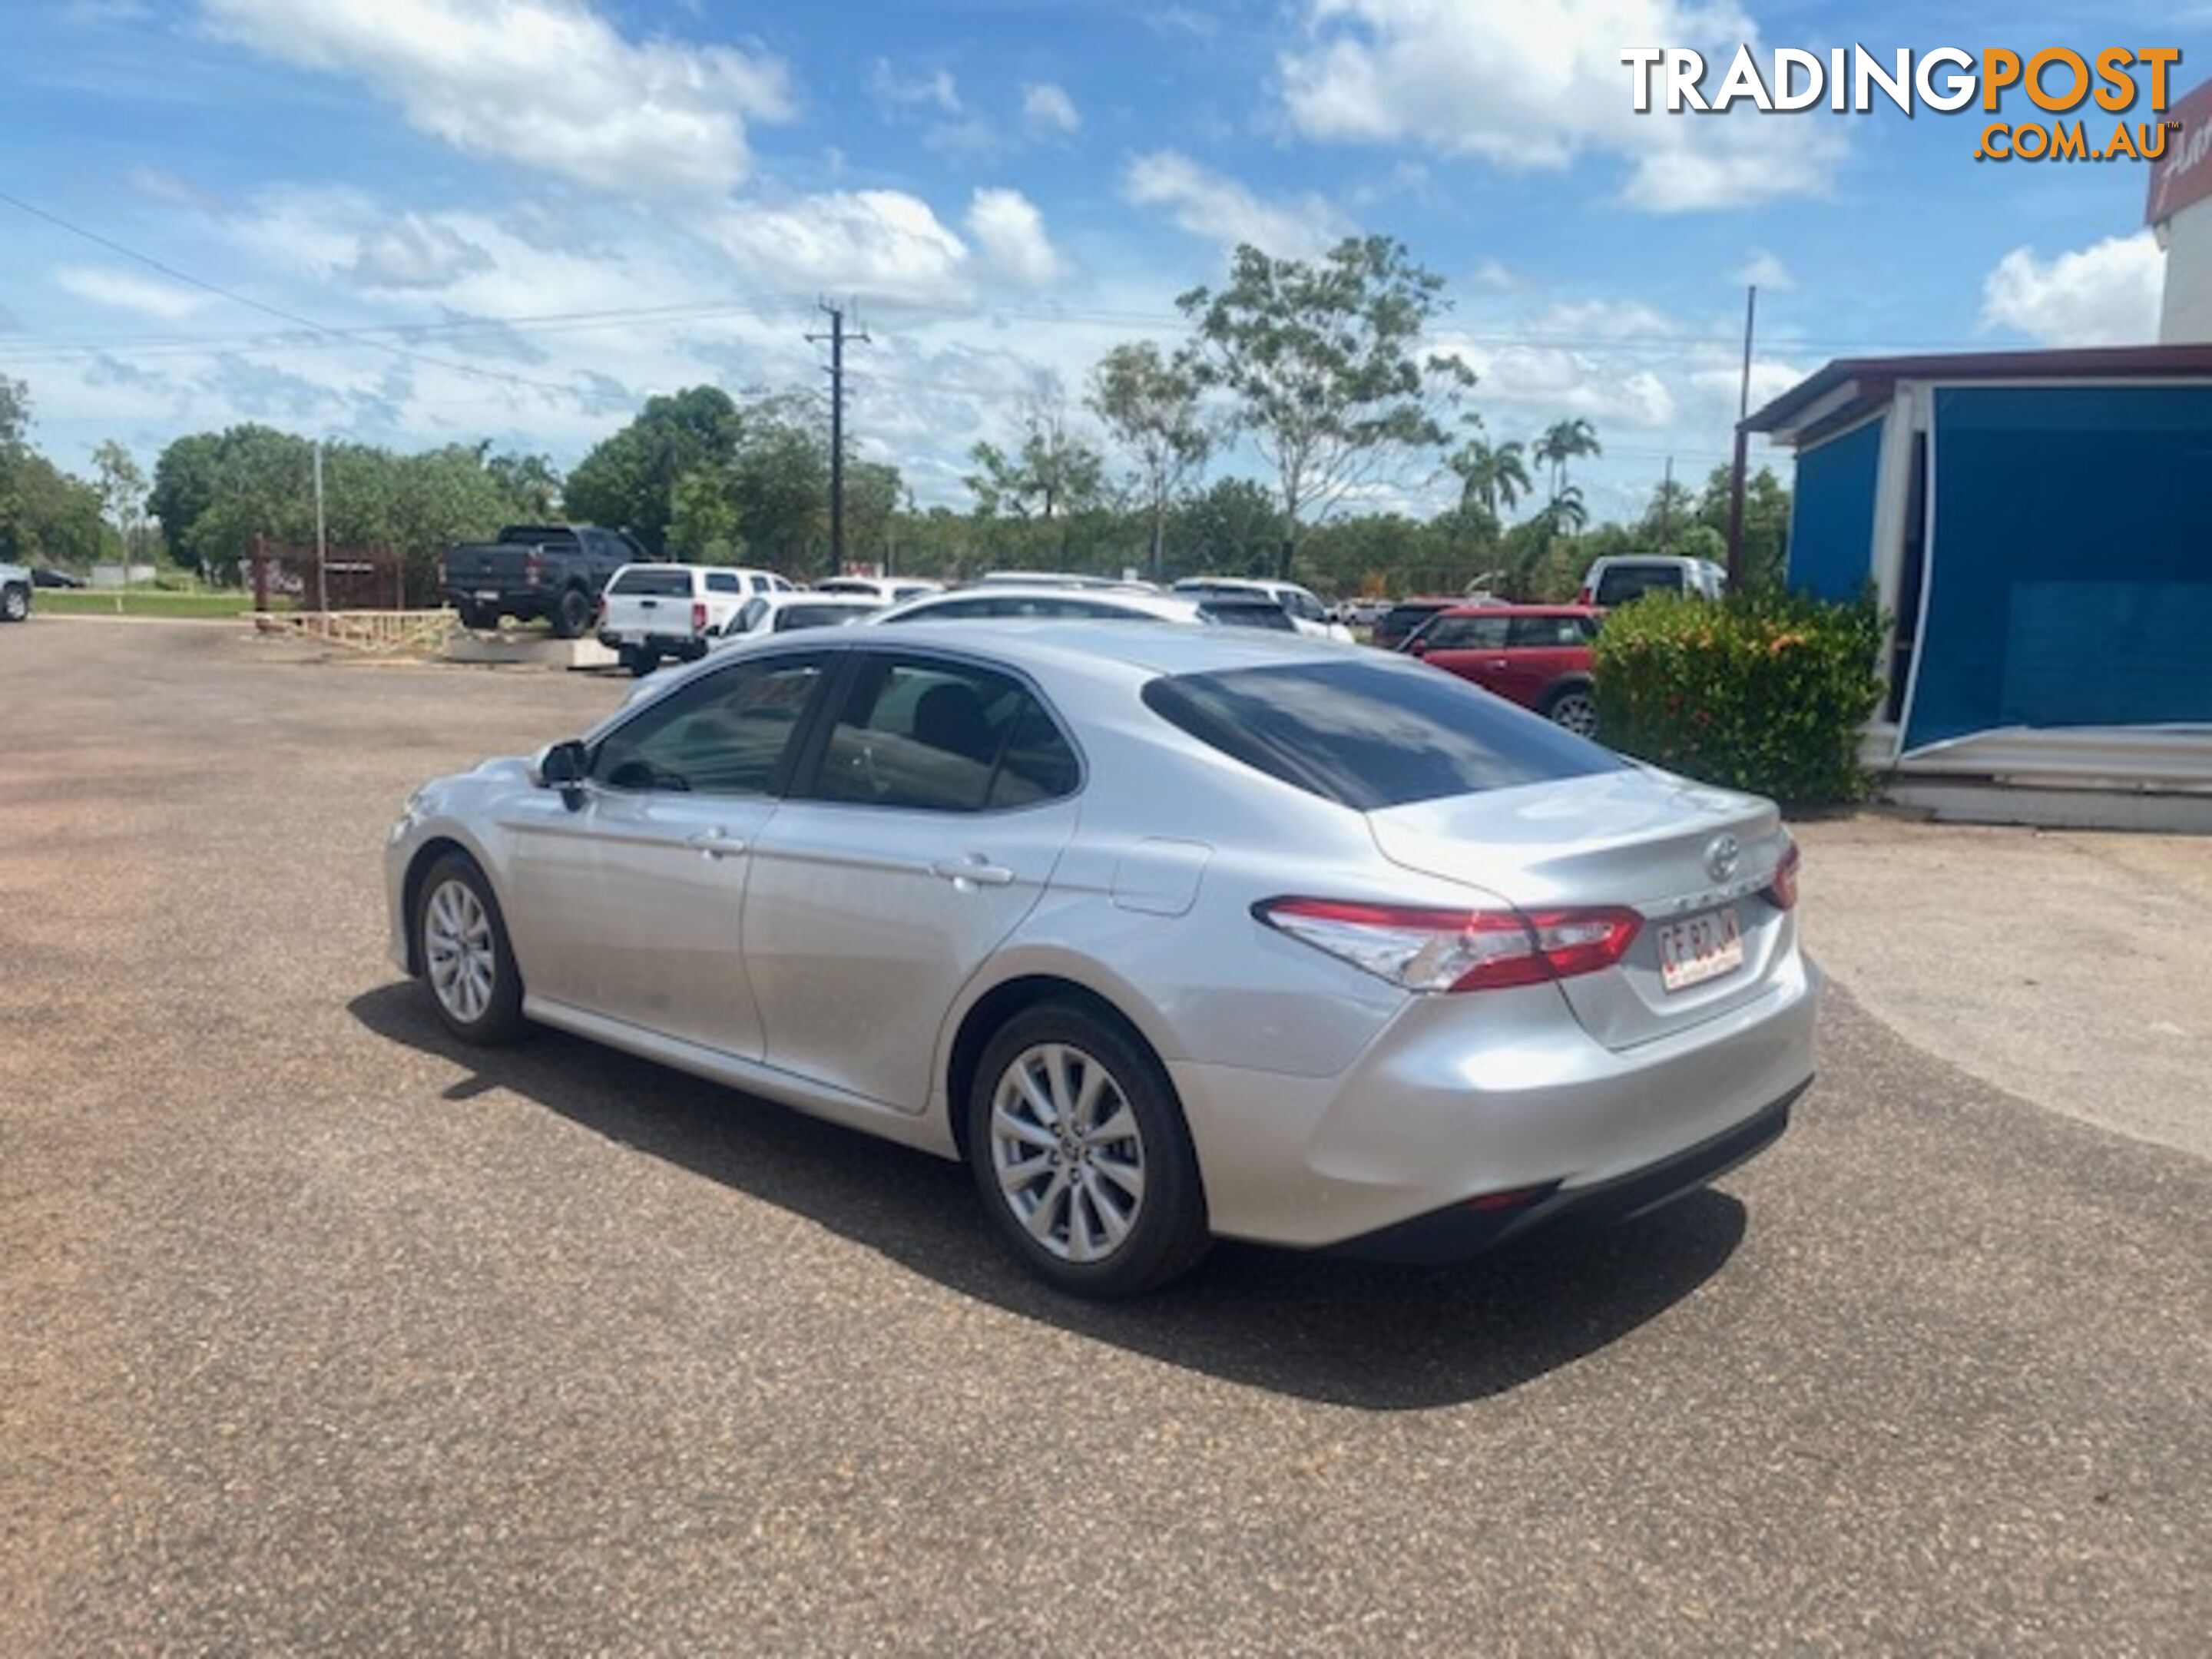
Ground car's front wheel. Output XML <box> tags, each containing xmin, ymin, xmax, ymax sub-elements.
<box><xmin>413</xmin><ymin>853</ymin><xmax>527</xmax><ymax>1045</ymax></box>
<box><xmin>1</xmin><ymin>584</ymin><xmax>28</xmax><ymax>622</ymax></box>
<box><xmin>967</xmin><ymin>1001</ymin><xmax>1209</xmax><ymax>1297</ymax></box>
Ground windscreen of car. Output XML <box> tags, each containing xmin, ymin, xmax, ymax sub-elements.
<box><xmin>1594</xmin><ymin>565</ymin><xmax>1686</xmax><ymax>606</ymax></box>
<box><xmin>1142</xmin><ymin>659</ymin><xmax>1623</xmax><ymax>810</ymax></box>
<box><xmin>608</xmin><ymin>568</ymin><xmax>693</xmax><ymax>597</ymax></box>
<box><xmin>1282</xmin><ymin>589</ymin><xmax>1328</xmax><ymax>623</ymax></box>
<box><xmin>774</xmin><ymin>603</ymin><xmax>877</xmax><ymax>631</ymax></box>
<box><xmin>1380</xmin><ymin>603</ymin><xmax>1445</xmax><ymax>634</ymax></box>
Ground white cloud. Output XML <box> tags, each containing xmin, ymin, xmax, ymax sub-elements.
<box><xmin>1733</xmin><ymin>247</ymin><xmax>1794</xmax><ymax>290</ymax></box>
<box><xmin>965</xmin><ymin>188</ymin><xmax>1068</xmax><ymax>287</ymax></box>
<box><xmin>1981</xmin><ymin>233</ymin><xmax>2164</xmax><ymax>346</ymax></box>
<box><xmin>348</xmin><ymin>214</ymin><xmax>495</xmax><ymax>290</ymax></box>
<box><xmin>868</xmin><ymin>58</ymin><xmax>962</xmax><ymax>115</ymax></box>
<box><xmin>1279</xmin><ymin>0</ymin><xmax>1846</xmax><ymax>213</ymax></box>
<box><xmin>200</xmin><ymin>0</ymin><xmax>794</xmax><ymax>200</ymax></box>
<box><xmin>53</xmin><ymin>266</ymin><xmax>212</xmax><ymax>319</ymax></box>
<box><xmin>1022</xmin><ymin>81</ymin><xmax>1081</xmax><ymax>137</ymax></box>
<box><xmin>715</xmin><ymin>190</ymin><xmax>970</xmax><ymax>299</ymax></box>
<box><xmin>1121</xmin><ymin>151</ymin><xmax>1349</xmax><ymax>257</ymax></box>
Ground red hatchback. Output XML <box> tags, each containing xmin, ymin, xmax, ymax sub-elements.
<box><xmin>1402</xmin><ymin>604</ymin><xmax>1602</xmax><ymax>737</ymax></box>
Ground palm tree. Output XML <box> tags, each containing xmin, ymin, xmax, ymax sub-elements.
<box><xmin>1533</xmin><ymin>419</ymin><xmax>1601</xmax><ymax>503</ymax></box>
<box><xmin>1448</xmin><ymin>437</ymin><xmax>1532</xmax><ymax>522</ymax></box>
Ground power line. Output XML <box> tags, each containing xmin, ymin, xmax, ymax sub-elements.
<box><xmin>0</xmin><ymin>190</ymin><xmax>589</xmax><ymax>397</ymax></box>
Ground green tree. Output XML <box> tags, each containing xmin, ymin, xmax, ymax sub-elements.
<box><xmin>1167</xmin><ymin>477</ymin><xmax>1283</xmax><ymax>578</ymax></box>
<box><xmin>1694</xmin><ymin>463</ymin><xmax>1791</xmax><ymax>591</ymax></box>
<box><xmin>1177</xmin><ymin>235</ymin><xmax>1475</xmax><ymax>581</ymax></box>
<box><xmin>564</xmin><ymin>386</ymin><xmax>746</xmax><ymax>555</ymax></box>
<box><xmin>1533</xmin><ymin>418</ymin><xmax>1601</xmax><ymax>505</ymax></box>
<box><xmin>668</xmin><ymin>466</ymin><xmax>742</xmax><ymax>562</ymax></box>
<box><xmin>485</xmin><ymin>449</ymin><xmax>561</xmax><ymax>518</ymax></box>
<box><xmin>1088</xmin><ymin>341</ymin><xmax>1211</xmax><ymax>581</ymax></box>
<box><xmin>91</xmin><ymin>440</ymin><xmax>147</xmax><ymax>565</ymax></box>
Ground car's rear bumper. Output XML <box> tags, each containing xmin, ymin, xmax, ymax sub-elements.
<box><xmin>597</xmin><ymin>629</ymin><xmax>707</xmax><ymax>657</ymax></box>
<box><xmin>1330</xmin><ymin>1081</ymin><xmax>1803</xmax><ymax>1265</ymax></box>
<box><xmin>1169</xmin><ymin>952</ymin><xmax>1820</xmax><ymax>1250</ymax></box>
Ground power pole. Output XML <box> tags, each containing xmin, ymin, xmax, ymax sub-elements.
<box><xmin>1725</xmin><ymin>283</ymin><xmax>1757</xmax><ymax>589</ymax></box>
<box><xmin>808</xmin><ymin>300</ymin><xmax>869</xmax><ymax>579</ymax></box>
<box><xmin>1659</xmin><ymin>454</ymin><xmax>1674</xmax><ymax>551</ymax></box>
<box><xmin>313</xmin><ymin>438</ymin><xmax>329</xmax><ymax>614</ymax></box>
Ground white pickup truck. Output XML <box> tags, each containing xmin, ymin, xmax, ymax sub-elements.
<box><xmin>1</xmin><ymin>561</ymin><xmax>31</xmax><ymax>624</ymax></box>
<box><xmin>595</xmin><ymin>564</ymin><xmax>793</xmax><ymax>674</ymax></box>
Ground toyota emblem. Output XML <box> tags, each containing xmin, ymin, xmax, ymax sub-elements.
<box><xmin>1704</xmin><ymin>834</ymin><xmax>1742</xmax><ymax>882</ymax></box>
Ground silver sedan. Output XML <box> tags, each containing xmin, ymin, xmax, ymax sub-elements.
<box><xmin>386</xmin><ymin>623</ymin><xmax>1818</xmax><ymax>1296</ymax></box>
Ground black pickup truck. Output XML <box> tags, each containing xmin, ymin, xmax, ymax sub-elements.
<box><xmin>439</xmin><ymin>524</ymin><xmax>651</xmax><ymax>637</ymax></box>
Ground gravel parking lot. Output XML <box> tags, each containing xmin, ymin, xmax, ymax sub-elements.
<box><xmin>4</xmin><ymin>619</ymin><xmax>2208</xmax><ymax>1654</ymax></box>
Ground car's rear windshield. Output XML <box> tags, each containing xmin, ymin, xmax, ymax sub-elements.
<box><xmin>1141</xmin><ymin>660</ymin><xmax>1624</xmax><ymax>810</ymax></box>
<box><xmin>1197</xmin><ymin>599</ymin><xmax>1296</xmax><ymax>631</ymax></box>
<box><xmin>775</xmin><ymin>603</ymin><xmax>871</xmax><ymax>630</ymax></box>
<box><xmin>608</xmin><ymin>568</ymin><xmax>693</xmax><ymax>597</ymax></box>
<box><xmin>1594</xmin><ymin>565</ymin><xmax>1685</xmax><ymax>605</ymax></box>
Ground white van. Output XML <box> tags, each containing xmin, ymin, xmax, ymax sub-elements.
<box><xmin>596</xmin><ymin>565</ymin><xmax>791</xmax><ymax>674</ymax></box>
<box><xmin>1171</xmin><ymin>576</ymin><xmax>1354</xmax><ymax>642</ymax></box>
<box><xmin>1578</xmin><ymin>555</ymin><xmax>1727</xmax><ymax>608</ymax></box>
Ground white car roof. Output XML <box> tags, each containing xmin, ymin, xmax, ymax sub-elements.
<box><xmin>869</xmin><ymin>588</ymin><xmax>1203</xmax><ymax>624</ymax></box>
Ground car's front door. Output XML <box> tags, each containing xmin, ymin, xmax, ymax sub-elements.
<box><xmin>741</xmin><ymin>651</ymin><xmax>1083</xmax><ymax>1111</ymax></box>
<box><xmin>562</xmin><ymin>650</ymin><xmax>835</xmax><ymax>1055</ymax></box>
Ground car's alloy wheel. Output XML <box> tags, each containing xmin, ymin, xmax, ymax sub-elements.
<box><xmin>968</xmin><ymin>1001</ymin><xmax>1208</xmax><ymax>1296</ymax></box>
<box><xmin>1548</xmin><ymin>689</ymin><xmax>1599</xmax><ymax>738</ymax></box>
<box><xmin>1</xmin><ymin>586</ymin><xmax>26</xmax><ymax>622</ymax></box>
<box><xmin>413</xmin><ymin>853</ymin><xmax>526</xmax><ymax>1044</ymax></box>
<box><xmin>990</xmin><ymin>1042</ymin><xmax>1148</xmax><ymax>1265</ymax></box>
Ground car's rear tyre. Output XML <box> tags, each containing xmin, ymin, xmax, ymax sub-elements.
<box><xmin>550</xmin><ymin>587</ymin><xmax>592</xmax><ymax>640</ymax></box>
<box><xmin>455</xmin><ymin>601</ymin><xmax>493</xmax><ymax>631</ymax></box>
<box><xmin>0</xmin><ymin>584</ymin><xmax>28</xmax><ymax>622</ymax></box>
<box><xmin>617</xmin><ymin>644</ymin><xmax>658</xmax><ymax>676</ymax></box>
<box><xmin>1544</xmin><ymin>685</ymin><xmax>1599</xmax><ymax>738</ymax></box>
<box><xmin>966</xmin><ymin>1000</ymin><xmax>1209</xmax><ymax>1297</ymax></box>
<box><xmin>413</xmin><ymin>853</ymin><xmax>527</xmax><ymax>1046</ymax></box>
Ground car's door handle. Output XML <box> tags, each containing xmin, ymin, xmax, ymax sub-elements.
<box><xmin>932</xmin><ymin>856</ymin><xmax>1015</xmax><ymax>887</ymax></box>
<box><xmin>687</xmin><ymin>827</ymin><xmax>746</xmax><ymax>858</ymax></box>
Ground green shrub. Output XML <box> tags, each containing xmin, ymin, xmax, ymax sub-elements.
<box><xmin>1591</xmin><ymin>591</ymin><xmax>1887</xmax><ymax>806</ymax></box>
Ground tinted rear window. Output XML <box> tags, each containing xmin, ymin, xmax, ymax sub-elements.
<box><xmin>1141</xmin><ymin>660</ymin><xmax>1623</xmax><ymax>810</ymax></box>
<box><xmin>610</xmin><ymin>568</ymin><xmax>693</xmax><ymax>597</ymax></box>
<box><xmin>774</xmin><ymin>603</ymin><xmax>870</xmax><ymax>631</ymax></box>
<box><xmin>1594</xmin><ymin>565</ymin><xmax>1685</xmax><ymax>605</ymax></box>
<box><xmin>1198</xmin><ymin>600</ymin><xmax>1296</xmax><ymax>631</ymax></box>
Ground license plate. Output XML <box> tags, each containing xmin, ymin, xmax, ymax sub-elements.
<box><xmin>475</xmin><ymin>590</ymin><xmax>500</xmax><ymax>604</ymax></box>
<box><xmin>1657</xmin><ymin>906</ymin><xmax>1743</xmax><ymax>992</ymax></box>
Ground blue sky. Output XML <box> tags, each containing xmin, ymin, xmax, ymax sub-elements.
<box><xmin>2</xmin><ymin>0</ymin><xmax>2204</xmax><ymax>522</ymax></box>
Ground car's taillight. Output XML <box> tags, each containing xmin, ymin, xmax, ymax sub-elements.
<box><xmin>1253</xmin><ymin>898</ymin><xmax>1641</xmax><ymax>993</ymax></box>
<box><xmin>523</xmin><ymin>550</ymin><xmax>544</xmax><ymax>584</ymax></box>
<box><xmin>1576</xmin><ymin>585</ymin><xmax>1593</xmax><ymax>605</ymax></box>
<box><xmin>1767</xmin><ymin>838</ymin><xmax>1801</xmax><ymax>911</ymax></box>
<box><xmin>691</xmin><ymin>600</ymin><xmax>708</xmax><ymax>633</ymax></box>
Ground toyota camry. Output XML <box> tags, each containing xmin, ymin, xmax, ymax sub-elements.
<box><xmin>386</xmin><ymin>623</ymin><xmax>1817</xmax><ymax>1296</ymax></box>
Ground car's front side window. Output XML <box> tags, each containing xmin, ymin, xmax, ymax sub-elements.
<box><xmin>591</xmin><ymin>654</ymin><xmax>829</xmax><ymax>796</ymax></box>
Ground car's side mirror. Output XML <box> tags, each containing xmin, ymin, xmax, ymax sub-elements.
<box><xmin>532</xmin><ymin>739</ymin><xmax>591</xmax><ymax>809</ymax></box>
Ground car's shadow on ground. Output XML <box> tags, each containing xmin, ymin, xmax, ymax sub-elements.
<box><xmin>350</xmin><ymin>982</ymin><xmax>1748</xmax><ymax>1412</ymax></box>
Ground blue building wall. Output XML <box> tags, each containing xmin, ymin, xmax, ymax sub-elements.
<box><xmin>1907</xmin><ymin>384</ymin><xmax>2212</xmax><ymax>751</ymax></box>
<box><xmin>1785</xmin><ymin>415</ymin><xmax>1884</xmax><ymax>602</ymax></box>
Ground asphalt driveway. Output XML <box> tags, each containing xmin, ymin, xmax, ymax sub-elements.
<box><xmin>2</xmin><ymin>619</ymin><xmax>2207</xmax><ymax>1654</ymax></box>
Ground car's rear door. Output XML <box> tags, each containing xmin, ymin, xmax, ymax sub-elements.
<box><xmin>740</xmin><ymin>648</ymin><xmax>1081</xmax><ymax>1111</ymax></box>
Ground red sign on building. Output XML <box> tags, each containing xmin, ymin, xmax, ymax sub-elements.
<box><xmin>2147</xmin><ymin>78</ymin><xmax>2212</xmax><ymax>227</ymax></box>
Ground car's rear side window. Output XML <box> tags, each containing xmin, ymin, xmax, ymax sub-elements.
<box><xmin>1594</xmin><ymin>566</ymin><xmax>1684</xmax><ymax>606</ymax></box>
<box><xmin>609</xmin><ymin>567</ymin><xmax>693</xmax><ymax>598</ymax></box>
<box><xmin>1141</xmin><ymin>660</ymin><xmax>1623</xmax><ymax>810</ymax></box>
